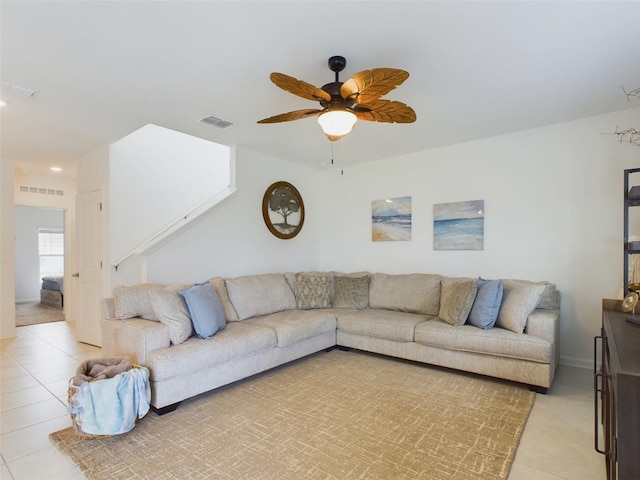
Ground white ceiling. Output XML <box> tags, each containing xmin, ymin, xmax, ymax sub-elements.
<box><xmin>2</xmin><ymin>1</ymin><xmax>639</xmax><ymax>179</ymax></box>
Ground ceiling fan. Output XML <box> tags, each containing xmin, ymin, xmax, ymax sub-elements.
<box><xmin>257</xmin><ymin>56</ymin><xmax>416</xmax><ymax>141</ymax></box>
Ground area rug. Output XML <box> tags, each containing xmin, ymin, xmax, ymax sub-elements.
<box><xmin>50</xmin><ymin>350</ymin><xmax>535</xmax><ymax>480</ymax></box>
<box><xmin>15</xmin><ymin>301</ymin><xmax>65</xmax><ymax>326</ymax></box>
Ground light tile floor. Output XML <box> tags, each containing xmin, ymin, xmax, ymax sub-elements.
<box><xmin>1</xmin><ymin>321</ymin><xmax>605</xmax><ymax>480</ymax></box>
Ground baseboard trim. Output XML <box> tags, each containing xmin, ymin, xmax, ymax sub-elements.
<box><xmin>559</xmin><ymin>356</ymin><xmax>593</xmax><ymax>370</ymax></box>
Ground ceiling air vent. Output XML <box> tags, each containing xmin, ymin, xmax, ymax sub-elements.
<box><xmin>200</xmin><ymin>116</ymin><xmax>233</xmax><ymax>129</ymax></box>
<box><xmin>19</xmin><ymin>185</ymin><xmax>64</xmax><ymax>196</ymax></box>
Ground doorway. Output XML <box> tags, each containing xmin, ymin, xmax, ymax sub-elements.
<box><xmin>14</xmin><ymin>205</ymin><xmax>66</xmax><ymax>327</ymax></box>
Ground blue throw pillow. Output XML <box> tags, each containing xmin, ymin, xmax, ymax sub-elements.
<box><xmin>179</xmin><ymin>282</ymin><xmax>226</xmax><ymax>339</ymax></box>
<box><xmin>467</xmin><ymin>278</ymin><xmax>503</xmax><ymax>329</ymax></box>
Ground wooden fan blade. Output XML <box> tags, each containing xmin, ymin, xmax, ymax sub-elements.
<box><xmin>270</xmin><ymin>73</ymin><xmax>331</xmax><ymax>102</ymax></box>
<box><xmin>352</xmin><ymin>100</ymin><xmax>416</xmax><ymax>123</ymax></box>
<box><xmin>340</xmin><ymin>68</ymin><xmax>409</xmax><ymax>104</ymax></box>
<box><xmin>257</xmin><ymin>109</ymin><xmax>323</xmax><ymax>124</ymax></box>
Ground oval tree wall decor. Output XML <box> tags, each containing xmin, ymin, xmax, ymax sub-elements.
<box><xmin>262</xmin><ymin>181</ymin><xmax>305</xmax><ymax>239</ymax></box>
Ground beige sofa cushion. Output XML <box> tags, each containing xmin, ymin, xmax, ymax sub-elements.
<box><xmin>414</xmin><ymin>319</ymin><xmax>552</xmax><ymax>363</ymax></box>
<box><xmin>438</xmin><ymin>278</ymin><xmax>477</xmax><ymax>326</ymax></box>
<box><xmin>225</xmin><ymin>273</ymin><xmax>296</xmax><ymax>321</ymax></box>
<box><xmin>338</xmin><ymin>309</ymin><xmax>430</xmax><ymax>342</ymax></box>
<box><xmin>146</xmin><ymin>322</ymin><xmax>277</xmax><ymax>381</ymax></box>
<box><xmin>209</xmin><ymin>277</ymin><xmax>239</xmax><ymax>322</ymax></box>
<box><xmin>369</xmin><ymin>273</ymin><xmax>442</xmax><ymax>315</ymax></box>
<box><xmin>243</xmin><ymin>310</ymin><xmax>337</xmax><ymax>347</ymax></box>
<box><xmin>113</xmin><ymin>283</ymin><xmax>164</xmax><ymax>321</ymax></box>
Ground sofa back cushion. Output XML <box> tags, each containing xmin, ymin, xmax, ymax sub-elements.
<box><xmin>225</xmin><ymin>273</ymin><xmax>297</xmax><ymax>320</ymax></box>
<box><xmin>369</xmin><ymin>273</ymin><xmax>442</xmax><ymax>315</ymax></box>
<box><xmin>209</xmin><ymin>277</ymin><xmax>239</xmax><ymax>322</ymax></box>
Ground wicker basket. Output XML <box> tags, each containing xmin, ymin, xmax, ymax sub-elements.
<box><xmin>67</xmin><ymin>364</ymin><xmax>145</xmax><ymax>439</ymax></box>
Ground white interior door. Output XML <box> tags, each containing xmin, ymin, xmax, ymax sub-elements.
<box><xmin>75</xmin><ymin>190</ymin><xmax>103</xmax><ymax>346</ymax></box>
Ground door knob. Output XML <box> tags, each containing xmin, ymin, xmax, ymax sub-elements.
<box><xmin>72</xmin><ymin>273</ymin><xmax>80</xmax><ymax>277</ymax></box>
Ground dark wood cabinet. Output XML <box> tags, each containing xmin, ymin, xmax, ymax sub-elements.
<box><xmin>595</xmin><ymin>300</ymin><xmax>640</xmax><ymax>480</ymax></box>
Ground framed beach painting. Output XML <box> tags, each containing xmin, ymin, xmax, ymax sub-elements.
<box><xmin>433</xmin><ymin>200</ymin><xmax>484</xmax><ymax>250</ymax></box>
<box><xmin>372</xmin><ymin>196</ymin><xmax>412</xmax><ymax>241</ymax></box>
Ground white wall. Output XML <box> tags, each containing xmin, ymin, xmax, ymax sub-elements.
<box><xmin>144</xmin><ymin>146</ymin><xmax>322</xmax><ymax>284</ymax></box>
<box><xmin>0</xmin><ymin>160</ymin><xmax>17</xmax><ymax>339</ymax></box>
<box><xmin>315</xmin><ymin>107</ymin><xmax>640</xmax><ymax>368</ymax></box>
<box><xmin>14</xmin><ymin>206</ymin><xmax>64</xmax><ymax>302</ymax></box>
<box><xmin>110</xmin><ymin>124</ymin><xmax>231</xmax><ymax>266</ymax></box>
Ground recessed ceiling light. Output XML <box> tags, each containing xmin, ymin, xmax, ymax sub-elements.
<box><xmin>50</xmin><ymin>166</ymin><xmax>62</xmax><ymax>172</ymax></box>
<box><xmin>0</xmin><ymin>99</ymin><xmax>6</xmax><ymax>107</ymax></box>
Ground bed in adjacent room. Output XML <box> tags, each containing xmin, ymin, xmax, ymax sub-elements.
<box><xmin>41</xmin><ymin>275</ymin><xmax>63</xmax><ymax>308</ymax></box>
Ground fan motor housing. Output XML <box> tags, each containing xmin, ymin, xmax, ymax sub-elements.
<box><xmin>328</xmin><ymin>55</ymin><xmax>346</xmax><ymax>73</ymax></box>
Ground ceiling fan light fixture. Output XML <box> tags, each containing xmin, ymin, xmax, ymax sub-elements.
<box><xmin>317</xmin><ymin>110</ymin><xmax>357</xmax><ymax>137</ymax></box>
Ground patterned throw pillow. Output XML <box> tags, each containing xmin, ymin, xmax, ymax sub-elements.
<box><xmin>438</xmin><ymin>278</ymin><xmax>478</xmax><ymax>326</ymax></box>
<box><xmin>333</xmin><ymin>275</ymin><xmax>370</xmax><ymax>309</ymax></box>
<box><xmin>295</xmin><ymin>273</ymin><xmax>332</xmax><ymax>309</ymax></box>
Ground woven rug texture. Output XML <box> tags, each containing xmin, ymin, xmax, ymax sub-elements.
<box><xmin>50</xmin><ymin>350</ymin><xmax>535</xmax><ymax>480</ymax></box>
<box><xmin>15</xmin><ymin>302</ymin><xmax>65</xmax><ymax>327</ymax></box>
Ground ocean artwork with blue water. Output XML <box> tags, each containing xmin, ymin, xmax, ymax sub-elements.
<box><xmin>433</xmin><ymin>200</ymin><xmax>484</xmax><ymax>250</ymax></box>
<box><xmin>372</xmin><ymin>196</ymin><xmax>412</xmax><ymax>241</ymax></box>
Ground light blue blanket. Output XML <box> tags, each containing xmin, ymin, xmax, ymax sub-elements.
<box><xmin>68</xmin><ymin>367</ymin><xmax>151</xmax><ymax>436</ymax></box>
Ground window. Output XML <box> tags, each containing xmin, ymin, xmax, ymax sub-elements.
<box><xmin>39</xmin><ymin>228</ymin><xmax>64</xmax><ymax>278</ymax></box>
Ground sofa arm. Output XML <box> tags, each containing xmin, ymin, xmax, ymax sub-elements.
<box><xmin>101</xmin><ymin>316</ymin><xmax>171</xmax><ymax>365</ymax></box>
<box><xmin>525</xmin><ymin>308</ymin><xmax>560</xmax><ymax>367</ymax></box>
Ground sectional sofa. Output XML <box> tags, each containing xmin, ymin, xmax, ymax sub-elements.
<box><xmin>101</xmin><ymin>272</ymin><xmax>560</xmax><ymax>413</ymax></box>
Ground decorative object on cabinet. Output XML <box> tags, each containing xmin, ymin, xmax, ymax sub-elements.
<box><xmin>621</xmin><ymin>292</ymin><xmax>638</xmax><ymax>313</ymax></box>
<box><xmin>262</xmin><ymin>181</ymin><xmax>305</xmax><ymax>239</ymax></box>
<box><xmin>594</xmin><ymin>299</ymin><xmax>640</xmax><ymax>479</ymax></box>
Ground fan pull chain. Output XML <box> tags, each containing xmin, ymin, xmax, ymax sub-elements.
<box><xmin>331</xmin><ymin>142</ymin><xmax>334</xmax><ymax>165</ymax></box>
<box><xmin>341</xmin><ymin>138</ymin><xmax>344</xmax><ymax>175</ymax></box>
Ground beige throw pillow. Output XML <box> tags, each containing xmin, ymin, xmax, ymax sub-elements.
<box><xmin>149</xmin><ymin>285</ymin><xmax>194</xmax><ymax>345</ymax></box>
<box><xmin>113</xmin><ymin>283</ymin><xmax>164</xmax><ymax>320</ymax></box>
<box><xmin>438</xmin><ymin>278</ymin><xmax>478</xmax><ymax>326</ymax></box>
<box><xmin>496</xmin><ymin>283</ymin><xmax>545</xmax><ymax>333</ymax></box>
<box><xmin>333</xmin><ymin>275</ymin><xmax>369</xmax><ymax>309</ymax></box>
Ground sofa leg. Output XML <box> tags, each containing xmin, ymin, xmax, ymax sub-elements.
<box><xmin>153</xmin><ymin>402</ymin><xmax>181</xmax><ymax>415</ymax></box>
<box><xmin>528</xmin><ymin>385</ymin><xmax>548</xmax><ymax>394</ymax></box>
